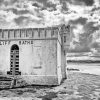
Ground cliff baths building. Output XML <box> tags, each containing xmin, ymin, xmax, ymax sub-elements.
<box><xmin>0</xmin><ymin>25</ymin><xmax>70</xmax><ymax>86</ymax></box>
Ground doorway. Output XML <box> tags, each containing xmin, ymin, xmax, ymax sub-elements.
<box><xmin>7</xmin><ymin>44</ymin><xmax>21</xmax><ymax>75</ymax></box>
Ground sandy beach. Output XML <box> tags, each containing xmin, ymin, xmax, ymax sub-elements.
<box><xmin>0</xmin><ymin>71</ymin><xmax>100</xmax><ymax>100</ymax></box>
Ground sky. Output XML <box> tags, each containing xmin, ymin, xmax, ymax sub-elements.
<box><xmin>0</xmin><ymin>0</ymin><xmax>100</xmax><ymax>52</ymax></box>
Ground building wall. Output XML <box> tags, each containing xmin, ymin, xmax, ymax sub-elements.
<box><xmin>20</xmin><ymin>39</ymin><xmax>58</xmax><ymax>85</ymax></box>
<box><xmin>0</xmin><ymin>26</ymin><xmax>67</xmax><ymax>85</ymax></box>
<box><xmin>57</xmin><ymin>35</ymin><xmax>66</xmax><ymax>84</ymax></box>
<box><xmin>0</xmin><ymin>39</ymin><xmax>58</xmax><ymax>84</ymax></box>
<box><xmin>0</xmin><ymin>43</ymin><xmax>10</xmax><ymax>75</ymax></box>
<box><xmin>57</xmin><ymin>40</ymin><xmax>62</xmax><ymax>84</ymax></box>
<box><xmin>61</xmin><ymin>48</ymin><xmax>67</xmax><ymax>79</ymax></box>
<box><xmin>19</xmin><ymin>39</ymin><xmax>57</xmax><ymax>76</ymax></box>
<box><xmin>0</xmin><ymin>27</ymin><xmax>58</xmax><ymax>40</ymax></box>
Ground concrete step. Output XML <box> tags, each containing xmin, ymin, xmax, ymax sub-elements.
<box><xmin>0</xmin><ymin>76</ymin><xmax>14</xmax><ymax>89</ymax></box>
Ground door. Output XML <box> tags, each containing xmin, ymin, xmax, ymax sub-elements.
<box><xmin>10</xmin><ymin>44</ymin><xmax>20</xmax><ymax>75</ymax></box>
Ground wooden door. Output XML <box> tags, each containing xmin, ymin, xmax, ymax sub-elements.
<box><xmin>10</xmin><ymin>44</ymin><xmax>19</xmax><ymax>75</ymax></box>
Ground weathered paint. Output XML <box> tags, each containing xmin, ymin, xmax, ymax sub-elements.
<box><xmin>0</xmin><ymin>25</ymin><xmax>69</xmax><ymax>86</ymax></box>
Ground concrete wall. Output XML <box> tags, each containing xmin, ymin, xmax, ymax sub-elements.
<box><xmin>0</xmin><ymin>25</ymin><xmax>67</xmax><ymax>85</ymax></box>
<box><xmin>57</xmin><ymin>41</ymin><xmax>62</xmax><ymax>84</ymax></box>
<box><xmin>0</xmin><ymin>43</ymin><xmax>10</xmax><ymax>75</ymax></box>
<box><xmin>0</xmin><ymin>39</ymin><xmax>58</xmax><ymax>85</ymax></box>
<box><xmin>19</xmin><ymin>39</ymin><xmax>57</xmax><ymax>76</ymax></box>
<box><xmin>19</xmin><ymin>39</ymin><xmax>58</xmax><ymax>85</ymax></box>
<box><xmin>57</xmin><ymin>40</ymin><xmax>66</xmax><ymax>84</ymax></box>
<box><xmin>61</xmin><ymin>48</ymin><xmax>67</xmax><ymax>79</ymax></box>
<box><xmin>0</xmin><ymin>27</ymin><xmax>58</xmax><ymax>40</ymax></box>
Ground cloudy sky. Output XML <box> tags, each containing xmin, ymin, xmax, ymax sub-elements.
<box><xmin>0</xmin><ymin>0</ymin><xmax>99</xmax><ymax>28</ymax></box>
<box><xmin>0</xmin><ymin>0</ymin><xmax>100</xmax><ymax>52</ymax></box>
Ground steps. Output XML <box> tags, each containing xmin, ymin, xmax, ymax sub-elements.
<box><xmin>0</xmin><ymin>76</ymin><xmax>14</xmax><ymax>89</ymax></box>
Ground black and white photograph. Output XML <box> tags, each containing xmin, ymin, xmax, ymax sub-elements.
<box><xmin>0</xmin><ymin>0</ymin><xmax>100</xmax><ymax>100</ymax></box>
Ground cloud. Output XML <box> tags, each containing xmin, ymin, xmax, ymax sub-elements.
<box><xmin>65</xmin><ymin>0</ymin><xmax>94</xmax><ymax>6</ymax></box>
<box><xmin>0</xmin><ymin>0</ymin><xmax>99</xmax><ymax>30</ymax></box>
<box><xmin>68</xmin><ymin>16</ymin><xmax>99</xmax><ymax>52</ymax></box>
<box><xmin>84</xmin><ymin>22</ymin><xmax>99</xmax><ymax>34</ymax></box>
<box><xmin>8</xmin><ymin>8</ymin><xmax>30</xmax><ymax>15</ymax></box>
<box><xmin>69</xmin><ymin>17</ymin><xmax>87</xmax><ymax>25</ymax></box>
<box><xmin>0</xmin><ymin>0</ymin><xmax>100</xmax><ymax>52</ymax></box>
<box><xmin>94</xmin><ymin>0</ymin><xmax>100</xmax><ymax>7</ymax></box>
<box><xmin>71</xmin><ymin>24</ymin><xmax>84</xmax><ymax>43</ymax></box>
<box><xmin>14</xmin><ymin>16</ymin><xmax>29</xmax><ymax>26</ymax></box>
<box><xmin>32</xmin><ymin>2</ymin><xmax>42</xmax><ymax>8</ymax></box>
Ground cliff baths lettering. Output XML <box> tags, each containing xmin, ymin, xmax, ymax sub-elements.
<box><xmin>0</xmin><ymin>41</ymin><xmax>11</xmax><ymax>45</ymax></box>
<box><xmin>19</xmin><ymin>40</ymin><xmax>33</xmax><ymax>45</ymax></box>
<box><xmin>0</xmin><ymin>40</ymin><xmax>34</xmax><ymax>45</ymax></box>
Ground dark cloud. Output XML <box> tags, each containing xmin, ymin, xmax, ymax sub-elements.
<box><xmin>91</xmin><ymin>6</ymin><xmax>100</xmax><ymax>12</ymax></box>
<box><xmin>61</xmin><ymin>1</ymin><xmax>68</xmax><ymax>12</ymax></box>
<box><xmin>3</xmin><ymin>0</ymin><xmax>19</xmax><ymax>6</ymax></box>
<box><xmin>64</xmin><ymin>0</ymin><xmax>94</xmax><ymax>6</ymax></box>
<box><xmin>84</xmin><ymin>22</ymin><xmax>99</xmax><ymax>34</ymax></box>
<box><xmin>80</xmin><ymin>0</ymin><xmax>94</xmax><ymax>6</ymax></box>
<box><xmin>14</xmin><ymin>16</ymin><xmax>29</xmax><ymax>25</ymax></box>
<box><xmin>0</xmin><ymin>0</ymin><xmax>4</xmax><ymax>4</ymax></box>
<box><xmin>32</xmin><ymin>3</ymin><xmax>41</xmax><ymax>8</ymax></box>
<box><xmin>0</xmin><ymin>0</ymin><xmax>4</xmax><ymax>6</ymax></box>
<box><xmin>33</xmin><ymin>0</ymin><xmax>47</xmax><ymax>4</ymax></box>
<box><xmin>45</xmin><ymin>2</ymin><xmax>56</xmax><ymax>9</ymax></box>
<box><xmin>10</xmin><ymin>0</ymin><xmax>18</xmax><ymax>4</ymax></box>
<box><xmin>31</xmin><ymin>0</ymin><xmax>57</xmax><ymax>11</ymax></box>
<box><xmin>7</xmin><ymin>8</ymin><xmax>30</xmax><ymax>15</ymax></box>
<box><xmin>69</xmin><ymin>17</ymin><xmax>87</xmax><ymax>25</ymax></box>
<box><xmin>14</xmin><ymin>16</ymin><xmax>42</xmax><ymax>26</ymax></box>
<box><xmin>16</xmin><ymin>3</ymin><xmax>28</xmax><ymax>9</ymax></box>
